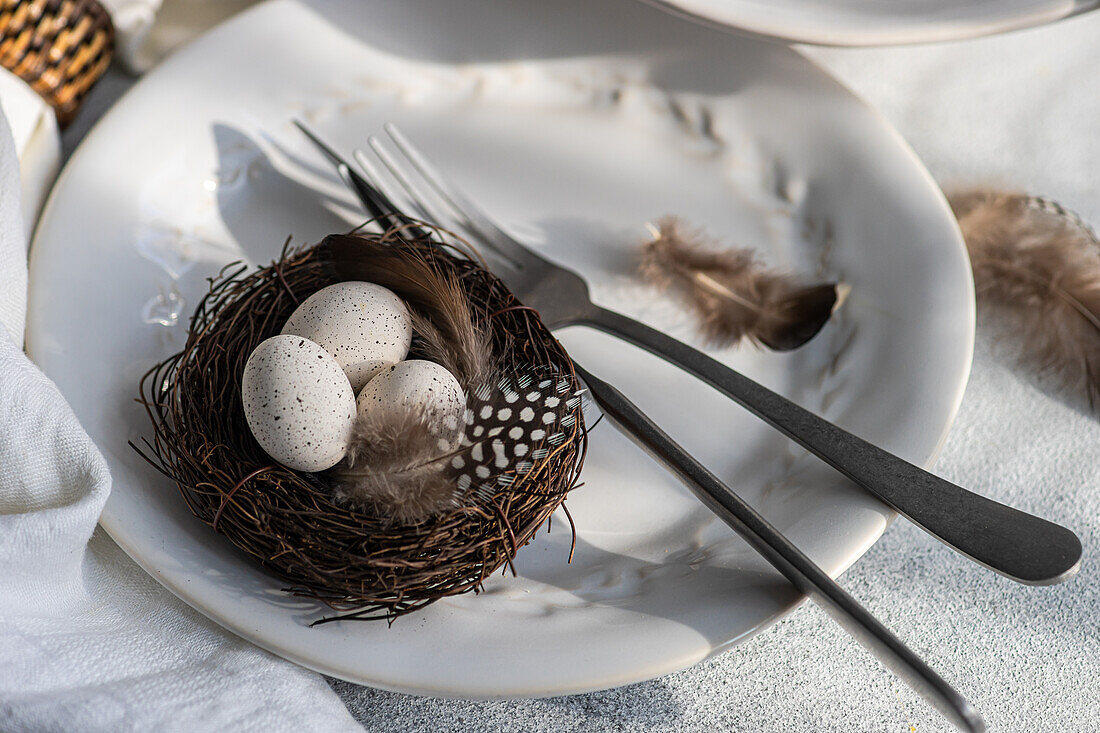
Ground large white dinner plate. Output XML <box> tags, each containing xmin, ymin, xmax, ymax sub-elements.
<box><xmin>27</xmin><ymin>0</ymin><xmax>973</xmax><ymax>698</ymax></box>
<box><xmin>643</xmin><ymin>0</ymin><xmax>1098</xmax><ymax>45</ymax></box>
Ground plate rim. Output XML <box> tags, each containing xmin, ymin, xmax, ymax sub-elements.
<box><xmin>639</xmin><ymin>0</ymin><xmax>1098</xmax><ymax>46</ymax></box>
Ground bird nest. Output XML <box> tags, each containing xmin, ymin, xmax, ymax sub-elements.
<box><xmin>135</xmin><ymin>228</ymin><xmax>587</xmax><ymax>623</ymax></box>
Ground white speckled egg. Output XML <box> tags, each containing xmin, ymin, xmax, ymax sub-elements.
<box><xmin>356</xmin><ymin>360</ymin><xmax>465</xmax><ymax>429</ymax></box>
<box><xmin>281</xmin><ymin>281</ymin><xmax>412</xmax><ymax>392</ymax></box>
<box><xmin>242</xmin><ymin>334</ymin><xmax>356</xmax><ymax>472</ymax></box>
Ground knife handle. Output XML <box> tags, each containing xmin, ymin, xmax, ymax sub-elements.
<box><xmin>581</xmin><ymin>304</ymin><xmax>1081</xmax><ymax>585</ymax></box>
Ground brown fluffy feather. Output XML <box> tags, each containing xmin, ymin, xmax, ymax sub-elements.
<box><xmin>323</xmin><ymin>232</ymin><xmax>496</xmax><ymax>391</ymax></box>
<box><xmin>639</xmin><ymin>217</ymin><xmax>839</xmax><ymax>351</ymax></box>
<box><xmin>331</xmin><ymin>402</ymin><xmax>462</xmax><ymax>525</ymax></box>
<box><xmin>950</xmin><ymin>189</ymin><xmax>1100</xmax><ymax>407</ymax></box>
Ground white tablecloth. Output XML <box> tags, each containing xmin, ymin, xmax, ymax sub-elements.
<box><xmin>0</xmin><ymin>68</ymin><xmax>58</xmax><ymax>236</ymax></box>
<box><xmin>13</xmin><ymin>5</ymin><xmax>1100</xmax><ymax>732</ymax></box>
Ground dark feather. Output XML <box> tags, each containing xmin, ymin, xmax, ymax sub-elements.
<box><xmin>639</xmin><ymin>217</ymin><xmax>839</xmax><ymax>351</ymax></box>
<box><xmin>323</xmin><ymin>232</ymin><xmax>495</xmax><ymax>391</ymax></box>
<box><xmin>950</xmin><ymin>189</ymin><xmax>1100</xmax><ymax>406</ymax></box>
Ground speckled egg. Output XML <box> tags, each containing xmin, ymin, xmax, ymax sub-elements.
<box><xmin>356</xmin><ymin>360</ymin><xmax>465</xmax><ymax>430</ymax></box>
<box><xmin>281</xmin><ymin>281</ymin><xmax>412</xmax><ymax>392</ymax></box>
<box><xmin>242</xmin><ymin>334</ymin><xmax>356</xmax><ymax>472</ymax></box>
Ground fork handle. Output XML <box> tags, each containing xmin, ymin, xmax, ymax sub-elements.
<box><xmin>579</xmin><ymin>305</ymin><xmax>1082</xmax><ymax>585</ymax></box>
<box><xmin>575</xmin><ymin>363</ymin><xmax>985</xmax><ymax>733</ymax></box>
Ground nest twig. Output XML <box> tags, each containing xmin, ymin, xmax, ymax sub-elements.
<box><xmin>134</xmin><ymin>229</ymin><xmax>587</xmax><ymax>623</ymax></box>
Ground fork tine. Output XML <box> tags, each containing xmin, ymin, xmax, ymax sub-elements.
<box><xmin>383</xmin><ymin>123</ymin><xmax>542</xmax><ymax>266</ymax></box>
<box><xmin>356</xmin><ymin>141</ymin><xmax>436</xmax><ymax>227</ymax></box>
<box><xmin>372</xmin><ymin>132</ymin><xmax>483</xmax><ymax>239</ymax></box>
<box><xmin>361</xmin><ymin>140</ymin><xmax>522</xmax><ymax>273</ymax></box>
<box><xmin>292</xmin><ymin>119</ymin><xmax>421</xmax><ymax>235</ymax></box>
<box><xmin>292</xmin><ymin>118</ymin><xmax>347</xmax><ymax>168</ymax></box>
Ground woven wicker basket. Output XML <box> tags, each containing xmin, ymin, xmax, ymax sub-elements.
<box><xmin>0</xmin><ymin>0</ymin><xmax>113</xmax><ymax>126</ymax></box>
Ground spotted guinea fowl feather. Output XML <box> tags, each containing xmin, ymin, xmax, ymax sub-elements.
<box><xmin>331</xmin><ymin>370</ymin><xmax>581</xmax><ymax>525</ymax></box>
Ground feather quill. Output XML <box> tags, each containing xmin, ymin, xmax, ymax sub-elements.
<box><xmin>639</xmin><ymin>217</ymin><xmax>839</xmax><ymax>351</ymax></box>
<box><xmin>949</xmin><ymin>189</ymin><xmax>1100</xmax><ymax>406</ymax></box>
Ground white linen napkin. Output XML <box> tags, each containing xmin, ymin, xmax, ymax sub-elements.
<box><xmin>0</xmin><ymin>108</ymin><xmax>361</xmax><ymax>732</ymax></box>
<box><xmin>0</xmin><ymin>68</ymin><xmax>60</xmax><ymax>238</ymax></box>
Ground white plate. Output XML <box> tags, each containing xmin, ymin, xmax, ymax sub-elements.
<box><xmin>27</xmin><ymin>0</ymin><xmax>973</xmax><ymax>698</ymax></box>
<box><xmin>643</xmin><ymin>0</ymin><xmax>1098</xmax><ymax>45</ymax></box>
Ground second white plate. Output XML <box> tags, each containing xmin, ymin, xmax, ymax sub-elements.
<box><xmin>644</xmin><ymin>0</ymin><xmax>1098</xmax><ymax>45</ymax></box>
<box><xmin>27</xmin><ymin>0</ymin><xmax>973</xmax><ymax>698</ymax></box>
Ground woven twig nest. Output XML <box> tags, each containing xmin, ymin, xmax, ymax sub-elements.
<box><xmin>0</xmin><ymin>0</ymin><xmax>114</xmax><ymax>126</ymax></box>
<box><xmin>136</xmin><ymin>228</ymin><xmax>587</xmax><ymax>622</ymax></box>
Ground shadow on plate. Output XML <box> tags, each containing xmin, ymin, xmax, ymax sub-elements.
<box><xmin>211</xmin><ymin>122</ymin><xmax>359</xmax><ymax>265</ymax></box>
<box><xmin>300</xmin><ymin>0</ymin><xmax>796</xmax><ymax>98</ymax></box>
